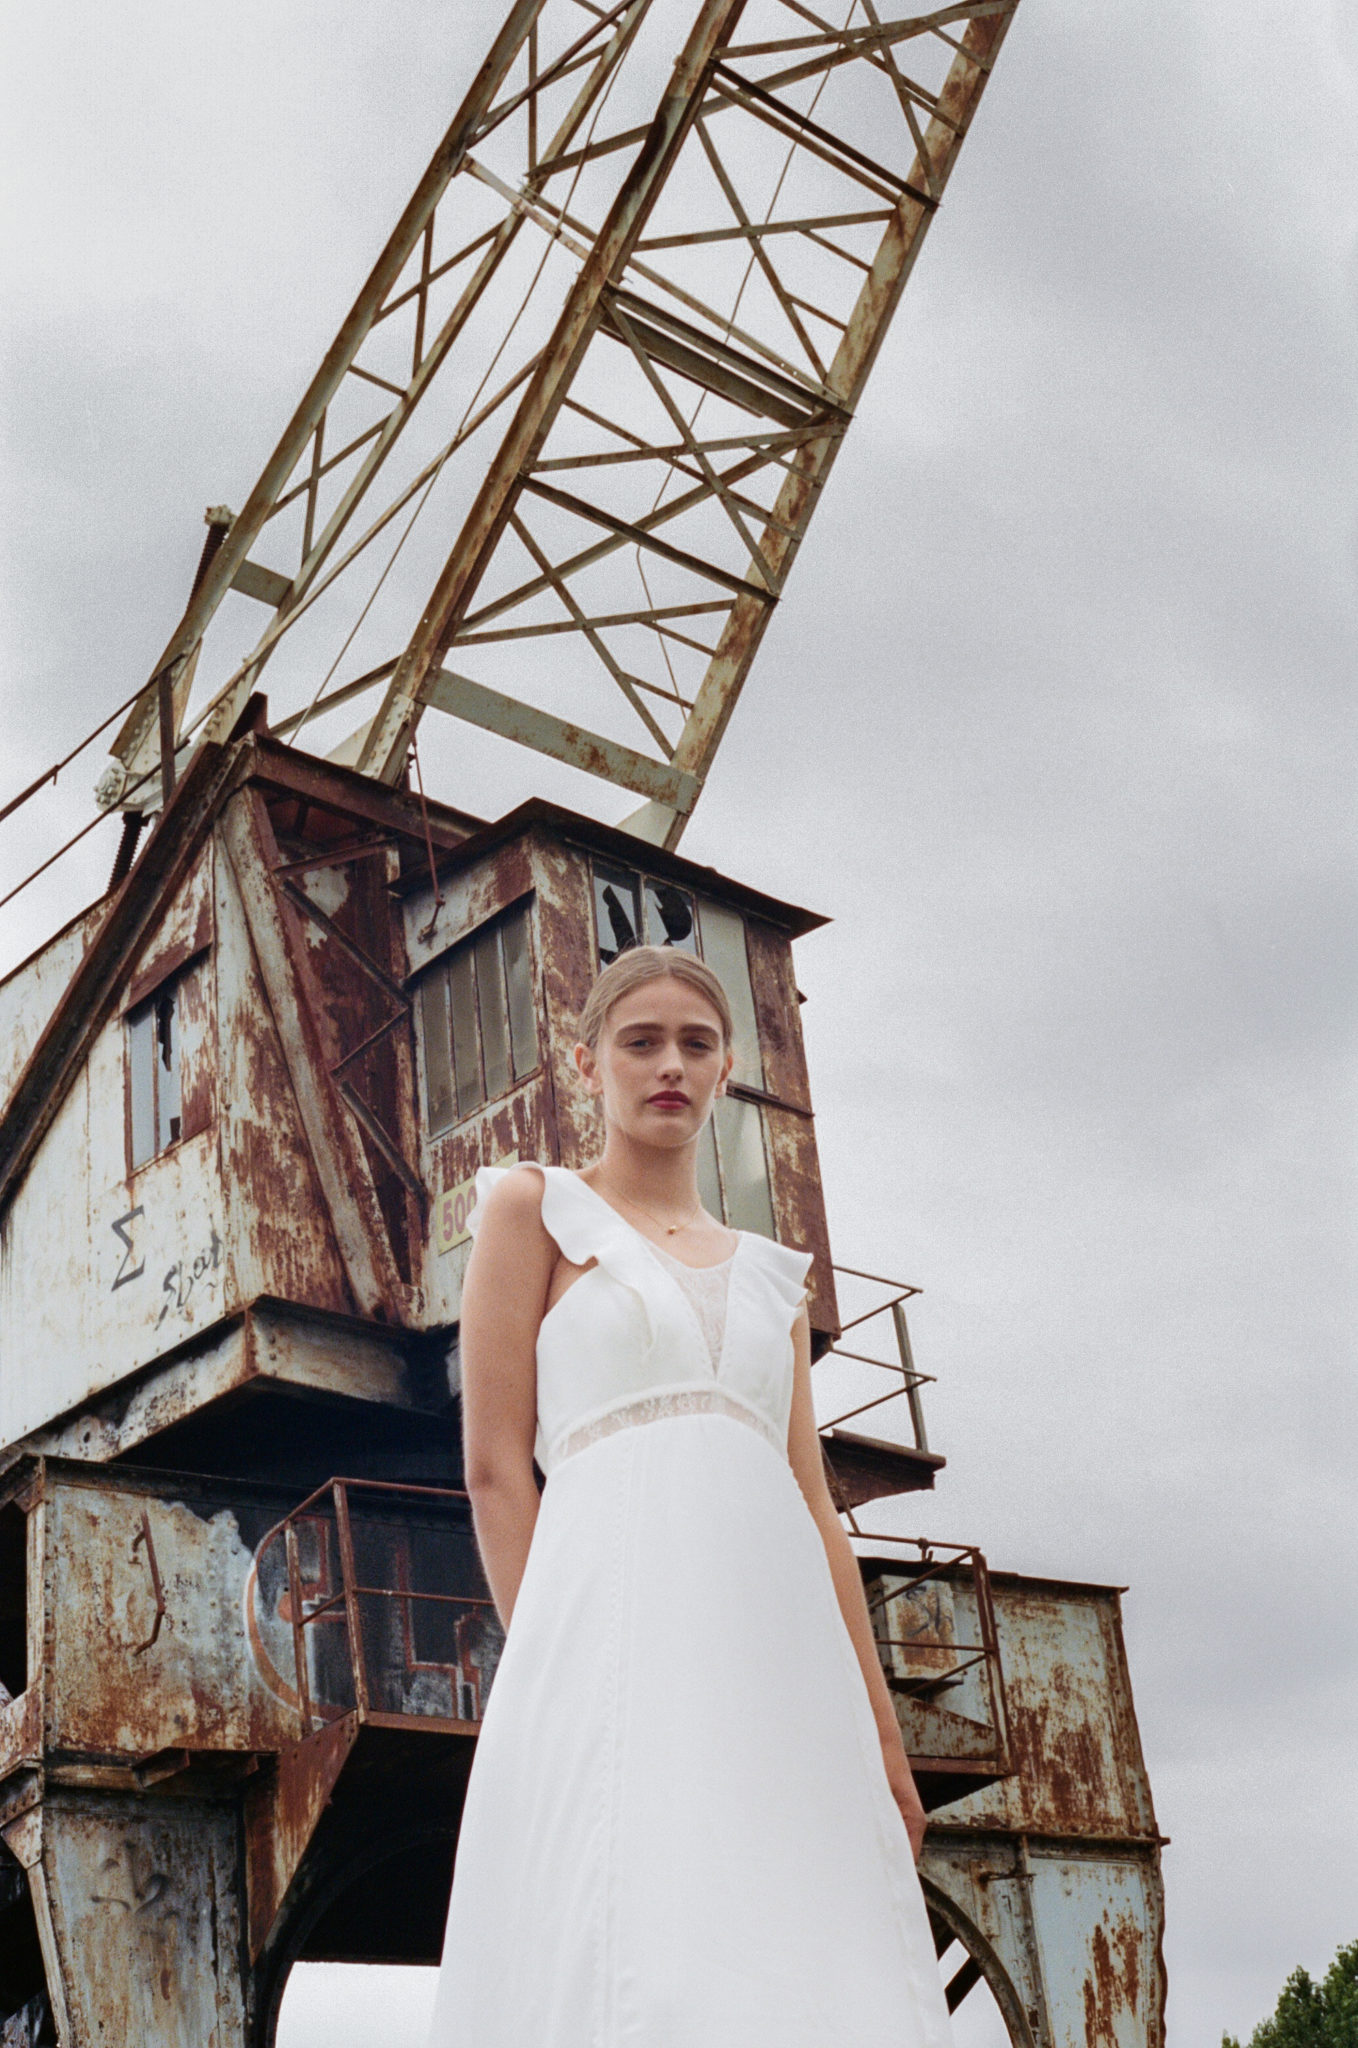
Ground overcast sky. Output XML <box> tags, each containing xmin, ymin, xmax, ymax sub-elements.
<box><xmin>2</xmin><ymin>2</ymin><xmax>1356</xmax><ymax>2043</ymax></box>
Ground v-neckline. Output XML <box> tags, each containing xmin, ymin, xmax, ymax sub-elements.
<box><xmin>565</xmin><ymin>1170</ymin><xmax>743</xmax><ymax>1379</ymax></box>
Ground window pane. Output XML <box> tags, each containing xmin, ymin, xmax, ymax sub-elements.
<box><xmin>644</xmin><ymin>879</ymin><xmax>697</xmax><ymax>953</ymax></box>
<box><xmin>421</xmin><ymin>969</ymin><xmax>455</xmax><ymax>1133</ymax></box>
<box><xmin>448</xmin><ymin>947</ymin><xmax>484</xmax><ymax>1119</ymax></box>
<box><xmin>697</xmin><ymin>901</ymin><xmax>764</xmax><ymax>1089</ymax></box>
<box><xmin>128</xmin><ymin>1006</ymin><xmax>156</xmax><ymax>1168</ymax></box>
<box><xmin>502</xmin><ymin>902</ymin><xmax>538</xmax><ymax>1081</ymax></box>
<box><xmin>154</xmin><ymin>988</ymin><xmax>181</xmax><ymax>1151</ymax></box>
<box><xmin>714</xmin><ymin>1094</ymin><xmax>775</xmax><ymax>1238</ymax></box>
<box><xmin>593</xmin><ymin>862</ymin><xmax>640</xmax><ymax>966</ymax></box>
<box><xmin>696</xmin><ymin>1118</ymin><xmax>723</xmax><ymax>1223</ymax></box>
<box><xmin>475</xmin><ymin>926</ymin><xmax>511</xmax><ymax>1103</ymax></box>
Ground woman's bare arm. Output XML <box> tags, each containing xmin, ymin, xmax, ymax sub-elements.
<box><xmin>460</xmin><ymin>1171</ymin><xmax>555</xmax><ymax>1630</ymax></box>
<box><xmin>785</xmin><ymin>1307</ymin><xmax>928</xmax><ymax>1861</ymax></box>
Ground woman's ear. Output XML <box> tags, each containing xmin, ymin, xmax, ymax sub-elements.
<box><xmin>715</xmin><ymin>1046</ymin><xmax>735</xmax><ymax>1097</ymax></box>
<box><xmin>573</xmin><ymin>1040</ymin><xmax>602</xmax><ymax>1097</ymax></box>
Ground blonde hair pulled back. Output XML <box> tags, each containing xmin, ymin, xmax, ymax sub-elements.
<box><xmin>577</xmin><ymin>945</ymin><xmax>734</xmax><ymax>1052</ymax></box>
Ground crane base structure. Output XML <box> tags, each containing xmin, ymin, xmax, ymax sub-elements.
<box><xmin>0</xmin><ymin>3</ymin><xmax>1166</xmax><ymax>2041</ymax></box>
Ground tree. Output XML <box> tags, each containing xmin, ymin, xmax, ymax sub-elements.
<box><xmin>1224</xmin><ymin>1940</ymin><xmax>1358</xmax><ymax>2048</ymax></box>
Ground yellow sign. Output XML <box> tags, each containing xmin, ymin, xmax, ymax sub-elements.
<box><xmin>433</xmin><ymin>1152</ymin><xmax>519</xmax><ymax>1254</ymax></box>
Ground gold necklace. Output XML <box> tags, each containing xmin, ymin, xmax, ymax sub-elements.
<box><xmin>595</xmin><ymin>1176</ymin><xmax>704</xmax><ymax>1237</ymax></box>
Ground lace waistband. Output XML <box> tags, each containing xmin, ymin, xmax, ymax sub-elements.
<box><xmin>552</xmin><ymin>1387</ymin><xmax>785</xmax><ymax>1467</ymax></box>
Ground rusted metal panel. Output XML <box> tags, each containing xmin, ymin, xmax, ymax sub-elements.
<box><xmin>34</xmin><ymin>1793</ymin><xmax>246</xmax><ymax>2048</ymax></box>
<box><xmin>740</xmin><ymin>918</ymin><xmax>836</xmax><ymax>1331</ymax></box>
<box><xmin>42</xmin><ymin>1480</ymin><xmax>299</xmax><ymax>1758</ymax></box>
<box><xmin>763</xmin><ymin>1097</ymin><xmax>836</xmax><ymax>1339</ymax></box>
<box><xmin>530</xmin><ymin>830</ymin><xmax>601</xmax><ymax>1169</ymax></box>
<box><xmin>1029</xmin><ymin>1851</ymin><xmax>1165</xmax><ymax>2048</ymax></box>
<box><xmin>923</xmin><ymin>1837</ymin><xmax>1166</xmax><ymax>2048</ymax></box>
<box><xmin>421</xmin><ymin>1081</ymin><xmax>553</xmax><ymax>1328</ymax></box>
<box><xmin>219</xmin><ymin>788</ymin><xmax>408</xmax><ymax>1323</ymax></box>
<box><xmin>742</xmin><ymin>915</ymin><xmax>812</xmax><ymax>1112</ymax></box>
<box><xmin>0</xmin><ymin>1042</ymin><xmax>225</xmax><ymax>1448</ymax></box>
<box><xmin>174</xmin><ymin>948</ymin><xmax>217</xmax><ymax>1149</ymax></box>
<box><xmin>282</xmin><ymin>831</ymin><xmax>420</xmax><ymax>1285</ymax></box>
<box><xmin>0</xmin><ymin>902</ymin><xmax>107</xmax><ymax>1119</ymax></box>
<box><xmin>121</xmin><ymin>841</ymin><xmax>214</xmax><ymax>1014</ymax></box>
<box><xmin>402</xmin><ymin>836</ymin><xmax>536</xmax><ymax>980</ymax></box>
<box><xmin>0</xmin><ymin>739</ymin><xmax>236</xmax><ymax>1221</ymax></box>
<box><xmin>0</xmin><ymin>1687</ymin><xmax>41</xmax><ymax>1784</ymax></box>
<box><xmin>215</xmin><ymin>831</ymin><xmax>354</xmax><ymax>1321</ymax></box>
<box><xmin>940</xmin><ymin>1578</ymin><xmax>1159</xmax><ymax>1842</ymax></box>
<box><xmin>246</xmin><ymin>737</ymin><xmax>478</xmax><ymax>857</ymax></box>
<box><xmin>17</xmin><ymin>1309</ymin><xmax>418</xmax><ymax>1472</ymax></box>
<box><xmin>245</xmin><ymin>1714</ymin><xmax>359</xmax><ymax>1962</ymax></box>
<box><xmin>920</xmin><ymin>1571</ymin><xmax>1166</xmax><ymax>2048</ymax></box>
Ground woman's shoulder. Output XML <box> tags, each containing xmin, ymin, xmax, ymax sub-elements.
<box><xmin>469</xmin><ymin>1162</ymin><xmax>602</xmax><ymax>1265</ymax></box>
<box><xmin>468</xmin><ymin>1161</ymin><xmax>550</xmax><ymax>1238</ymax></box>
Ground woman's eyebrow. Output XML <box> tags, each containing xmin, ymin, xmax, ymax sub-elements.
<box><xmin>616</xmin><ymin>1017</ymin><xmax>718</xmax><ymax>1035</ymax></box>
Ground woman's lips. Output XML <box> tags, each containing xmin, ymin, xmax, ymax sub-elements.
<box><xmin>647</xmin><ymin>1092</ymin><xmax>690</xmax><ymax>1107</ymax></box>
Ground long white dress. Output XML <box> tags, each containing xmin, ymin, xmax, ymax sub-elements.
<box><xmin>428</xmin><ymin>1163</ymin><xmax>954</xmax><ymax>2048</ymax></box>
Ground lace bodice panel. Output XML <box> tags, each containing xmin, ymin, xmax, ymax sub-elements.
<box><xmin>650</xmin><ymin>1243</ymin><xmax>732</xmax><ymax>1372</ymax></box>
<box><xmin>467</xmin><ymin>1164</ymin><xmax>810</xmax><ymax>1474</ymax></box>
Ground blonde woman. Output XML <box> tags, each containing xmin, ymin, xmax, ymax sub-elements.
<box><xmin>428</xmin><ymin>945</ymin><xmax>952</xmax><ymax>2047</ymax></box>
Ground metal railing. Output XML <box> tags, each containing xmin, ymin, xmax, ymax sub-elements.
<box><xmin>819</xmin><ymin>1265</ymin><xmax>935</xmax><ymax>1454</ymax></box>
<box><xmin>852</xmin><ymin>1534</ymin><xmax>1011</xmax><ymax>1782</ymax></box>
<box><xmin>254</xmin><ymin>1478</ymin><xmax>501</xmax><ymax>1740</ymax></box>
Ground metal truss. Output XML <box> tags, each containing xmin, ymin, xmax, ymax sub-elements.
<box><xmin>109</xmin><ymin>0</ymin><xmax>1020</xmax><ymax>848</ymax></box>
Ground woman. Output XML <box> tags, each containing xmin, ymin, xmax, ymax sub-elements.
<box><xmin>428</xmin><ymin>946</ymin><xmax>952</xmax><ymax>2046</ymax></box>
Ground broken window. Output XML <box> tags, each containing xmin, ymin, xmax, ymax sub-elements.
<box><xmin>644</xmin><ymin>878</ymin><xmax>698</xmax><ymax>954</ymax></box>
<box><xmin>593</xmin><ymin>862</ymin><xmax>642</xmax><ymax>964</ymax></box>
<box><xmin>420</xmin><ymin>900</ymin><xmax>539</xmax><ymax>1135</ymax></box>
<box><xmin>589</xmin><ymin>859</ymin><xmax>777</xmax><ymax>1237</ymax></box>
<box><xmin>127</xmin><ymin>982</ymin><xmax>182</xmax><ymax>1168</ymax></box>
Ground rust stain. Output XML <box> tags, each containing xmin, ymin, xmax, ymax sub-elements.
<box><xmin>1083</xmin><ymin>1910</ymin><xmax>1145</xmax><ymax>2044</ymax></box>
<box><xmin>1003</xmin><ymin>1686</ymin><xmax>1114</xmax><ymax>1830</ymax></box>
<box><xmin>177</xmin><ymin>955</ymin><xmax>216</xmax><ymax>1146</ymax></box>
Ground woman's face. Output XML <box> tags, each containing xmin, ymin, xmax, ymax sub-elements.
<box><xmin>577</xmin><ymin>975</ymin><xmax>733</xmax><ymax>1149</ymax></box>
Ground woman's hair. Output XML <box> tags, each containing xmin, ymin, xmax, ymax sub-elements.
<box><xmin>577</xmin><ymin>945</ymin><xmax>734</xmax><ymax>1051</ymax></box>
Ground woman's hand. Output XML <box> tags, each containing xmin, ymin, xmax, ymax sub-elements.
<box><xmin>882</xmin><ymin>1739</ymin><xmax>928</xmax><ymax>1863</ymax></box>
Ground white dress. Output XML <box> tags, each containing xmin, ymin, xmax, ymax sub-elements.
<box><xmin>428</xmin><ymin>1163</ymin><xmax>954</xmax><ymax>2048</ymax></box>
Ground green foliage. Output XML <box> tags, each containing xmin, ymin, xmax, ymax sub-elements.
<box><xmin>1223</xmin><ymin>1940</ymin><xmax>1358</xmax><ymax>2048</ymax></box>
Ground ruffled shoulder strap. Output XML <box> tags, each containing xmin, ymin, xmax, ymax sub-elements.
<box><xmin>739</xmin><ymin>1232</ymin><xmax>812</xmax><ymax>1312</ymax></box>
<box><xmin>467</xmin><ymin>1162</ymin><xmax>618</xmax><ymax>1262</ymax></box>
<box><xmin>467</xmin><ymin>1163</ymin><xmax>658</xmax><ymax>1331</ymax></box>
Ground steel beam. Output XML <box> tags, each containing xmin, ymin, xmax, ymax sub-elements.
<box><xmin>106</xmin><ymin>1</ymin><xmax>1022</xmax><ymax>851</ymax></box>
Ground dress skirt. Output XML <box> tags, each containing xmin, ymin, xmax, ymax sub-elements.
<box><xmin>428</xmin><ymin>1411</ymin><xmax>954</xmax><ymax>2047</ymax></box>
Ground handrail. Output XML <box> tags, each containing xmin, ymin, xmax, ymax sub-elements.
<box><xmin>256</xmin><ymin>1477</ymin><xmax>497</xmax><ymax>1737</ymax></box>
<box><xmin>821</xmin><ymin>1265</ymin><xmax>932</xmax><ymax>1455</ymax></box>
<box><xmin>847</xmin><ymin>1532</ymin><xmax>1011</xmax><ymax>1776</ymax></box>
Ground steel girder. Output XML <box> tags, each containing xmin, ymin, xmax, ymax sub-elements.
<box><xmin>108</xmin><ymin>0</ymin><xmax>1020</xmax><ymax>848</ymax></box>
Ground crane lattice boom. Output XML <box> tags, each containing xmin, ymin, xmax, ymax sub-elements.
<box><xmin>109</xmin><ymin>0</ymin><xmax>1018</xmax><ymax>848</ymax></box>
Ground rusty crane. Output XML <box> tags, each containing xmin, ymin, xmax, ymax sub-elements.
<box><xmin>0</xmin><ymin>4</ymin><xmax>1165</xmax><ymax>2043</ymax></box>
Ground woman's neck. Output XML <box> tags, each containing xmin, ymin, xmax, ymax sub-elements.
<box><xmin>588</xmin><ymin>1130</ymin><xmax>701</xmax><ymax>1217</ymax></box>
